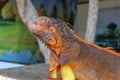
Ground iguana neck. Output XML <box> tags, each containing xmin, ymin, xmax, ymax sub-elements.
<box><xmin>61</xmin><ymin>41</ymin><xmax>81</xmax><ymax>55</ymax></box>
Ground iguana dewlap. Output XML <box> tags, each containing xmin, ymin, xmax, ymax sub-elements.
<box><xmin>28</xmin><ymin>16</ymin><xmax>120</xmax><ymax>80</ymax></box>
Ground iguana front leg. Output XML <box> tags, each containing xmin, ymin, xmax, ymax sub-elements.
<box><xmin>61</xmin><ymin>65</ymin><xmax>75</xmax><ymax>80</ymax></box>
<box><xmin>51</xmin><ymin>68</ymin><xmax>59</xmax><ymax>78</ymax></box>
<box><xmin>51</xmin><ymin>65</ymin><xmax>75</xmax><ymax>80</ymax></box>
<box><xmin>44</xmin><ymin>68</ymin><xmax>60</xmax><ymax>80</ymax></box>
<box><xmin>45</xmin><ymin>65</ymin><xmax>75</xmax><ymax>80</ymax></box>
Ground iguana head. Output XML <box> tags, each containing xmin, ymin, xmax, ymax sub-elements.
<box><xmin>28</xmin><ymin>16</ymin><xmax>77</xmax><ymax>55</ymax></box>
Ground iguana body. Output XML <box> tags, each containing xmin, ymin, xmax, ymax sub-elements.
<box><xmin>28</xmin><ymin>16</ymin><xmax>120</xmax><ymax>80</ymax></box>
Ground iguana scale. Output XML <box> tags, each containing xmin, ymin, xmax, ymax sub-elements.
<box><xmin>28</xmin><ymin>16</ymin><xmax>120</xmax><ymax>80</ymax></box>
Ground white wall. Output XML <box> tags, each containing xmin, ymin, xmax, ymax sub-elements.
<box><xmin>77</xmin><ymin>0</ymin><xmax>120</xmax><ymax>38</ymax></box>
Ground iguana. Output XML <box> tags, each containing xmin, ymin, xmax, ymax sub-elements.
<box><xmin>28</xmin><ymin>16</ymin><xmax>120</xmax><ymax>80</ymax></box>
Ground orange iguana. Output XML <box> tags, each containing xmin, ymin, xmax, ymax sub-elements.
<box><xmin>28</xmin><ymin>16</ymin><xmax>120</xmax><ymax>80</ymax></box>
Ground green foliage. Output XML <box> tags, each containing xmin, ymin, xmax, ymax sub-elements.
<box><xmin>96</xmin><ymin>22</ymin><xmax>118</xmax><ymax>41</ymax></box>
<box><xmin>0</xmin><ymin>21</ymin><xmax>39</xmax><ymax>56</ymax></box>
<box><xmin>114</xmin><ymin>29</ymin><xmax>120</xmax><ymax>38</ymax></box>
<box><xmin>12</xmin><ymin>1</ymin><xmax>22</xmax><ymax>22</ymax></box>
<box><xmin>95</xmin><ymin>22</ymin><xmax>120</xmax><ymax>50</ymax></box>
<box><xmin>60</xmin><ymin>0</ymin><xmax>68</xmax><ymax>22</ymax></box>
<box><xmin>61</xmin><ymin>0</ymin><xmax>67</xmax><ymax>8</ymax></box>
<box><xmin>1</xmin><ymin>1</ymin><xmax>22</xmax><ymax>22</ymax></box>
<box><xmin>1</xmin><ymin>2</ymin><xmax>14</xmax><ymax>20</ymax></box>
<box><xmin>68</xmin><ymin>10</ymin><xmax>74</xmax><ymax>26</ymax></box>
<box><xmin>50</xmin><ymin>5</ymin><xmax>57</xmax><ymax>18</ymax></box>
<box><xmin>61</xmin><ymin>7</ymin><xmax>68</xmax><ymax>22</ymax></box>
<box><xmin>95</xmin><ymin>32</ymin><xmax>108</xmax><ymax>42</ymax></box>
<box><xmin>38</xmin><ymin>4</ymin><xmax>47</xmax><ymax>16</ymax></box>
<box><xmin>107</xmin><ymin>22</ymin><xmax>117</xmax><ymax>39</ymax></box>
<box><xmin>36</xmin><ymin>50</ymin><xmax>43</xmax><ymax>62</ymax></box>
<box><xmin>0</xmin><ymin>0</ymin><xmax>8</xmax><ymax>13</ymax></box>
<box><xmin>107</xmin><ymin>23</ymin><xmax>117</xmax><ymax>31</ymax></box>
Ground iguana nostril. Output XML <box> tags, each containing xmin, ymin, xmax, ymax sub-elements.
<box><xmin>28</xmin><ymin>19</ymin><xmax>37</xmax><ymax>29</ymax></box>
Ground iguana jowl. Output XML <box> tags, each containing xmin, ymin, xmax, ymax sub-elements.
<box><xmin>28</xmin><ymin>16</ymin><xmax>120</xmax><ymax>80</ymax></box>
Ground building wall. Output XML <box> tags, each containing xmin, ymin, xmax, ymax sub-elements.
<box><xmin>77</xmin><ymin>0</ymin><xmax>120</xmax><ymax>38</ymax></box>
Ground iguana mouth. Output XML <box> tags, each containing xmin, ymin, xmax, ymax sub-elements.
<box><xmin>31</xmin><ymin>30</ymin><xmax>43</xmax><ymax>41</ymax></box>
<box><xmin>32</xmin><ymin>30</ymin><xmax>57</xmax><ymax>50</ymax></box>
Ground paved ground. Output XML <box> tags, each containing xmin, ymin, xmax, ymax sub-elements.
<box><xmin>0</xmin><ymin>64</ymin><xmax>50</xmax><ymax>80</ymax></box>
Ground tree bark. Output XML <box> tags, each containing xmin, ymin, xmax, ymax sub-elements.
<box><xmin>85</xmin><ymin>0</ymin><xmax>99</xmax><ymax>43</ymax></box>
<box><xmin>16</xmin><ymin>0</ymin><xmax>50</xmax><ymax>64</ymax></box>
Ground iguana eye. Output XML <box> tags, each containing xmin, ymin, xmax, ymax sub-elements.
<box><xmin>49</xmin><ymin>26</ymin><xmax>55</xmax><ymax>32</ymax></box>
<box><xmin>46</xmin><ymin>36</ymin><xmax>56</xmax><ymax>46</ymax></box>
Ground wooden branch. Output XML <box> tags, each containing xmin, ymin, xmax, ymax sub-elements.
<box><xmin>85</xmin><ymin>0</ymin><xmax>99</xmax><ymax>43</ymax></box>
<box><xmin>16</xmin><ymin>0</ymin><xmax>50</xmax><ymax>64</ymax></box>
<box><xmin>16</xmin><ymin>0</ymin><xmax>38</xmax><ymax>25</ymax></box>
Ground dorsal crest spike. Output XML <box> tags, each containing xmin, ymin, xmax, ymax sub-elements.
<box><xmin>67</xmin><ymin>23</ymin><xmax>72</xmax><ymax>29</ymax></box>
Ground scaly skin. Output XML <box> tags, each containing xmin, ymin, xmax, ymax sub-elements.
<box><xmin>28</xmin><ymin>16</ymin><xmax>120</xmax><ymax>80</ymax></box>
